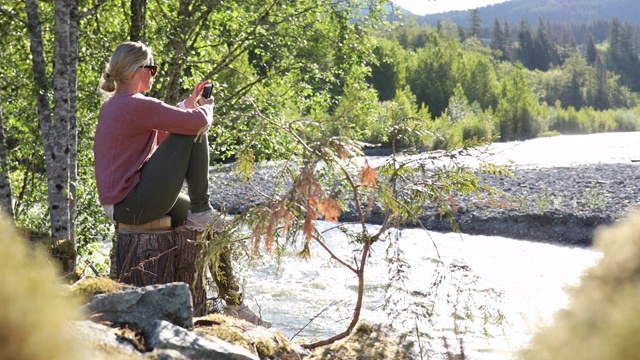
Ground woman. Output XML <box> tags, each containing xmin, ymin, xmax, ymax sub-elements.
<box><xmin>95</xmin><ymin>41</ymin><xmax>216</xmax><ymax>230</ymax></box>
<box><xmin>95</xmin><ymin>41</ymin><xmax>270</xmax><ymax>327</ymax></box>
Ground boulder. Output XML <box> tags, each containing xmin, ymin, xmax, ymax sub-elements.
<box><xmin>81</xmin><ymin>282</ymin><xmax>194</xmax><ymax>331</ymax></box>
<box><xmin>72</xmin><ymin>320</ymin><xmax>140</xmax><ymax>355</ymax></box>
<box><xmin>145</xmin><ymin>320</ymin><xmax>259</xmax><ymax>360</ymax></box>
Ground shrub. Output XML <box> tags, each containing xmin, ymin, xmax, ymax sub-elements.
<box><xmin>521</xmin><ymin>211</ymin><xmax>640</xmax><ymax>360</ymax></box>
<box><xmin>0</xmin><ymin>216</ymin><xmax>87</xmax><ymax>360</ymax></box>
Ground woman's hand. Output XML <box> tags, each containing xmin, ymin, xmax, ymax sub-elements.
<box><xmin>197</xmin><ymin>82</ymin><xmax>215</xmax><ymax>107</ymax></box>
<box><xmin>200</xmin><ymin>94</ymin><xmax>215</xmax><ymax>106</ymax></box>
<box><xmin>185</xmin><ymin>81</ymin><xmax>214</xmax><ymax>108</ymax></box>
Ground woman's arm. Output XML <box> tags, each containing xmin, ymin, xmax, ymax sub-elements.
<box><xmin>177</xmin><ymin>81</ymin><xmax>212</xmax><ymax>109</ymax></box>
<box><xmin>134</xmin><ymin>95</ymin><xmax>214</xmax><ymax>136</ymax></box>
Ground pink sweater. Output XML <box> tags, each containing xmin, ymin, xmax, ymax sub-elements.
<box><xmin>94</xmin><ymin>93</ymin><xmax>213</xmax><ymax>205</ymax></box>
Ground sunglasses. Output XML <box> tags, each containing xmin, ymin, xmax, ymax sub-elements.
<box><xmin>140</xmin><ymin>65</ymin><xmax>158</xmax><ymax>76</ymax></box>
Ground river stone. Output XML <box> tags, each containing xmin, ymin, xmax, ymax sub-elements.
<box><xmin>145</xmin><ymin>320</ymin><xmax>259</xmax><ymax>360</ymax></box>
<box><xmin>71</xmin><ymin>320</ymin><xmax>139</xmax><ymax>355</ymax></box>
<box><xmin>81</xmin><ymin>282</ymin><xmax>193</xmax><ymax>331</ymax></box>
<box><xmin>153</xmin><ymin>349</ymin><xmax>188</xmax><ymax>360</ymax></box>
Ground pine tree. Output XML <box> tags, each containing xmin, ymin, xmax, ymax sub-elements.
<box><xmin>491</xmin><ymin>18</ymin><xmax>506</xmax><ymax>59</ymax></box>
<box><xmin>516</xmin><ymin>18</ymin><xmax>535</xmax><ymax>69</ymax></box>
<box><xmin>504</xmin><ymin>19</ymin><xmax>513</xmax><ymax>60</ymax></box>
<box><xmin>469</xmin><ymin>9</ymin><xmax>482</xmax><ymax>39</ymax></box>
<box><xmin>594</xmin><ymin>55</ymin><xmax>609</xmax><ymax>110</ymax></box>
<box><xmin>586</xmin><ymin>33</ymin><xmax>598</xmax><ymax>65</ymax></box>
<box><xmin>565</xmin><ymin>72</ymin><xmax>584</xmax><ymax>110</ymax></box>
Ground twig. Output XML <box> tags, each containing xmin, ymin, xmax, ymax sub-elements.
<box><xmin>119</xmin><ymin>246</ymin><xmax>178</xmax><ymax>282</ymax></box>
<box><xmin>313</xmin><ymin>234</ymin><xmax>357</xmax><ymax>273</ymax></box>
<box><xmin>84</xmin><ymin>259</ymin><xmax>100</xmax><ymax>276</ymax></box>
<box><xmin>290</xmin><ymin>300</ymin><xmax>343</xmax><ymax>341</ymax></box>
<box><xmin>415</xmin><ymin>316</ymin><xmax>425</xmax><ymax>360</ymax></box>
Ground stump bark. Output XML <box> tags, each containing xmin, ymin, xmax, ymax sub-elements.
<box><xmin>113</xmin><ymin>220</ymin><xmax>209</xmax><ymax>316</ymax></box>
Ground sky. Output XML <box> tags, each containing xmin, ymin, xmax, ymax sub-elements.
<box><xmin>392</xmin><ymin>0</ymin><xmax>512</xmax><ymax>15</ymax></box>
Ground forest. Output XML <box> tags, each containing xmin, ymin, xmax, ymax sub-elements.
<box><xmin>372</xmin><ymin>11</ymin><xmax>640</xmax><ymax>145</ymax></box>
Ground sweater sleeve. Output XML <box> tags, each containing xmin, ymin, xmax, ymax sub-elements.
<box><xmin>132</xmin><ymin>94</ymin><xmax>213</xmax><ymax>136</ymax></box>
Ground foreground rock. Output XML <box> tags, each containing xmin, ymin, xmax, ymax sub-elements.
<box><xmin>145</xmin><ymin>320</ymin><xmax>257</xmax><ymax>360</ymax></box>
<box><xmin>305</xmin><ymin>323</ymin><xmax>409</xmax><ymax>359</ymax></box>
<box><xmin>82</xmin><ymin>282</ymin><xmax>194</xmax><ymax>330</ymax></box>
<box><xmin>75</xmin><ymin>281</ymin><xmax>308</xmax><ymax>359</ymax></box>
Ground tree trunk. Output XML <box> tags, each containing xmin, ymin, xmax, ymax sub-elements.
<box><xmin>68</xmin><ymin>0</ymin><xmax>79</xmax><ymax>243</ymax></box>
<box><xmin>25</xmin><ymin>0</ymin><xmax>57</xmax><ymax>232</ymax></box>
<box><xmin>159</xmin><ymin>0</ymin><xmax>217</xmax><ymax>104</ymax></box>
<box><xmin>0</xmin><ymin>108</ymin><xmax>13</xmax><ymax>219</ymax></box>
<box><xmin>129</xmin><ymin>0</ymin><xmax>146</xmax><ymax>41</ymax></box>
<box><xmin>114</xmin><ymin>227</ymin><xmax>209</xmax><ymax>316</ymax></box>
<box><xmin>163</xmin><ymin>13</ymin><xmax>189</xmax><ymax>104</ymax></box>
<box><xmin>51</xmin><ymin>0</ymin><xmax>72</xmax><ymax>240</ymax></box>
<box><xmin>25</xmin><ymin>0</ymin><xmax>54</xmax><ymax>167</ymax></box>
<box><xmin>26</xmin><ymin>0</ymin><xmax>78</xmax><ymax>247</ymax></box>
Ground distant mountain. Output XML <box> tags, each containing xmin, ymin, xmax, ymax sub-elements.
<box><xmin>409</xmin><ymin>0</ymin><xmax>640</xmax><ymax>27</ymax></box>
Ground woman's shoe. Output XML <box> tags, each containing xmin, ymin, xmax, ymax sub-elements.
<box><xmin>185</xmin><ymin>209</ymin><xmax>225</xmax><ymax>231</ymax></box>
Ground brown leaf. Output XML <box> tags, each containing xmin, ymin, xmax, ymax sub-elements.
<box><xmin>265</xmin><ymin>218</ymin><xmax>275</xmax><ymax>256</ymax></box>
<box><xmin>251</xmin><ymin>223</ymin><xmax>263</xmax><ymax>254</ymax></box>
<box><xmin>263</xmin><ymin>202</ymin><xmax>292</xmax><ymax>256</ymax></box>
<box><xmin>360</xmin><ymin>162</ymin><xmax>377</xmax><ymax>191</ymax></box>
<box><xmin>337</xmin><ymin>144</ymin><xmax>349</xmax><ymax>161</ymax></box>
<box><xmin>251</xmin><ymin>213</ymin><xmax>272</xmax><ymax>255</ymax></box>
<box><xmin>318</xmin><ymin>197</ymin><xmax>341</xmax><ymax>222</ymax></box>
<box><xmin>448</xmin><ymin>195</ymin><xmax>458</xmax><ymax>214</ymax></box>
<box><xmin>282</xmin><ymin>209</ymin><xmax>294</xmax><ymax>236</ymax></box>
<box><xmin>366</xmin><ymin>194</ymin><xmax>375</xmax><ymax>214</ymax></box>
<box><xmin>303</xmin><ymin>214</ymin><xmax>314</xmax><ymax>243</ymax></box>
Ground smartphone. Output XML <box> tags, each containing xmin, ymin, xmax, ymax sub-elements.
<box><xmin>202</xmin><ymin>83</ymin><xmax>213</xmax><ymax>99</ymax></box>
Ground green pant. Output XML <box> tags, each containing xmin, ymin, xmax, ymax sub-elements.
<box><xmin>112</xmin><ymin>134</ymin><xmax>241</xmax><ymax>304</ymax></box>
<box><xmin>113</xmin><ymin>133</ymin><xmax>212</xmax><ymax>226</ymax></box>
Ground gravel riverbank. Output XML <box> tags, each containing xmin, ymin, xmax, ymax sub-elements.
<box><xmin>423</xmin><ymin>163</ymin><xmax>640</xmax><ymax>246</ymax></box>
<box><xmin>208</xmin><ymin>160</ymin><xmax>640</xmax><ymax>248</ymax></box>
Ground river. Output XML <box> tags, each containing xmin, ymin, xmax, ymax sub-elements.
<box><xmin>239</xmin><ymin>132</ymin><xmax>640</xmax><ymax>359</ymax></box>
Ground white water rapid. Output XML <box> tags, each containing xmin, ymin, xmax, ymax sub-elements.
<box><xmin>240</xmin><ymin>132</ymin><xmax>640</xmax><ymax>359</ymax></box>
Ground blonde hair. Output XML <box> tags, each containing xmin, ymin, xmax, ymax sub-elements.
<box><xmin>99</xmin><ymin>41</ymin><xmax>154</xmax><ymax>97</ymax></box>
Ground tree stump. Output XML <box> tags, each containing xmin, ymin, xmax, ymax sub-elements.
<box><xmin>113</xmin><ymin>217</ymin><xmax>209</xmax><ymax>316</ymax></box>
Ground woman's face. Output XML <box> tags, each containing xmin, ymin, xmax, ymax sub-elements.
<box><xmin>136</xmin><ymin>63</ymin><xmax>156</xmax><ymax>92</ymax></box>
